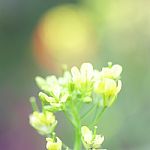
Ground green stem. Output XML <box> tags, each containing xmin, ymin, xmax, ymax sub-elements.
<box><xmin>74</xmin><ymin>126</ymin><xmax>81</xmax><ymax>150</ymax></box>
<box><xmin>92</xmin><ymin>106</ymin><xmax>107</xmax><ymax>126</ymax></box>
<box><xmin>71</xmin><ymin>101</ymin><xmax>82</xmax><ymax>150</ymax></box>
<box><xmin>81</xmin><ymin>104</ymin><xmax>97</xmax><ymax>120</ymax></box>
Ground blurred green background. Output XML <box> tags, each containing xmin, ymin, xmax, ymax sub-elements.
<box><xmin>0</xmin><ymin>0</ymin><xmax>150</xmax><ymax>149</ymax></box>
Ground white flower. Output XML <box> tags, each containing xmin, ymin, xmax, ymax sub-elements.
<box><xmin>46</xmin><ymin>137</ymin><xmax>62</xmax><ymax>150</ymax></box>
<box><xmin>100</xmin><ymin>64</ymin><xmax>122</xmax><ymax>80</ymax></box>
<box><xmin>94</xmin><ymin>78</ymin><xmax>122</xmax><ymax>106</ymax></box>
<box><xmin>71</xmin><ymin>63</ymin><xmax>94</xmax><ymax>82</ymax></box>
<box><xmin>95</xmin><ymin>78</ymin><xmax>122</xmax><ymax>96</ymax></box>
<box><xmin>81</xmin><ymin>126</ymin><xmax>93</xmax><ymax>144</ymax></box>
<box><xmin>81</xmin><ymin>126</ymin><xmax>104</xmax><ymax>149</ymax></box>
<box><xmin>80</xmin><ymin>63</ymin><xmax>94</xmax><ymax>81</ymax></box>
<box><xmin>93</xmin><ymin>135</ymin><xmax>104</xmax><ymax>148</ymax></box>
<box><xmin>39</xmin><ymin>92</ymin><xmax>69</xmax><ymax>110</ymax></box>
<box><xmin>29</xmin><ymin>111</ymin><xmax>56</xmax><ymax>135</ymax></box>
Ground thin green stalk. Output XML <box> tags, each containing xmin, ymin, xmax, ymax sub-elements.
<box><xmin>63</xmin><ymin>110</ymin><xmax>76</xmax><ymax>127</ymax></box>
<box><xmin>62</xmin><ymin>143</ymin><xmax>72</xmax><ymax>150</ymax></box>
<box><xmin>92</xmin><ymin>106</ymin><xmax>107</xmax><ymax>126</ymax></box>
<box><xmin>29</xmin><ymin>97</ymin><xmax>39</xmax><ymax>111</ymax></box>
<box><xmin>71</xmin><ymin>100</ymin><xmax>80</xmax><ymax>128</ymax></box>
<box><xmin>81</xmin><ymin>104</ymin><xmax>97</xmax><ymax>120</ymax></box>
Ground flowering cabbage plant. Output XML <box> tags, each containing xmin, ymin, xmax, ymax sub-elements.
<box><xmin>29</xmin><ymin>62</ymin><xmax>122</xmax><ymax>150</ymax></box>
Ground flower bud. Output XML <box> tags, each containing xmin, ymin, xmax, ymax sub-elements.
<box><xmin>35</xmin><ymin>76</ymin><xmax>51</xmax><ymax>94</ymax></box>
<box><xmin>46</xmin><ymin>137</ymin><xmax>62</xmax><ymax>150</ymax></box>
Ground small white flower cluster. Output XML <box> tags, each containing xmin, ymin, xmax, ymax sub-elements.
<box><xmin>81</xmin><ymin>126</ymin><xmax>105</xmax><ymax>150</ymax></box>
<box><xmin>29</xmin><ymin>62</ymin><xmax>122</xmax><ymax>150</ymax></box>
<box><xmin>35</xmin><ymin>62</ymin><xmax>122</xmax><ymax>109</ymax></box>
<box><xmin>94</xmin><ymin>62</ymin><xmax>122</xmax><ymax>107</ymax></box>
<box><xmin>29</xmin><ymin>111</ymin><xmax>57</xmax><ymax>135</ymax></box>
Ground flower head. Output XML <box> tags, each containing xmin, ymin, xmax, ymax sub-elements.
<box><xmin>94</xmin><ymin>78</ymin><xmax>122</xmax><ymax>107</ymax></box>
<box><xmin>81</xmin><ymin>126</ymin><xmax>104</xmax><ymax>149</ymax></box>
<box><xmin>36</xmin><ymin>74</ymin><xmax>70</xmax><ymax>111</ymax></box>
<box><xmin>94</xmin><ymin>63</ymin><xmax>122</xmax><ymax>107</ymax></box>
<box><xmin>39</xmin><ymin>92</ymin><xmax>69</xmax><ymax>111</ymax></box>
<box><xmin>29</xmin><ymin>111</ymin><xmax>57</xmax><ymax>135</ymax></box>
<box><xmin>71</xmin><ymin>63</ymin><xmax>94</xmax><ymax>102</ymax></box>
